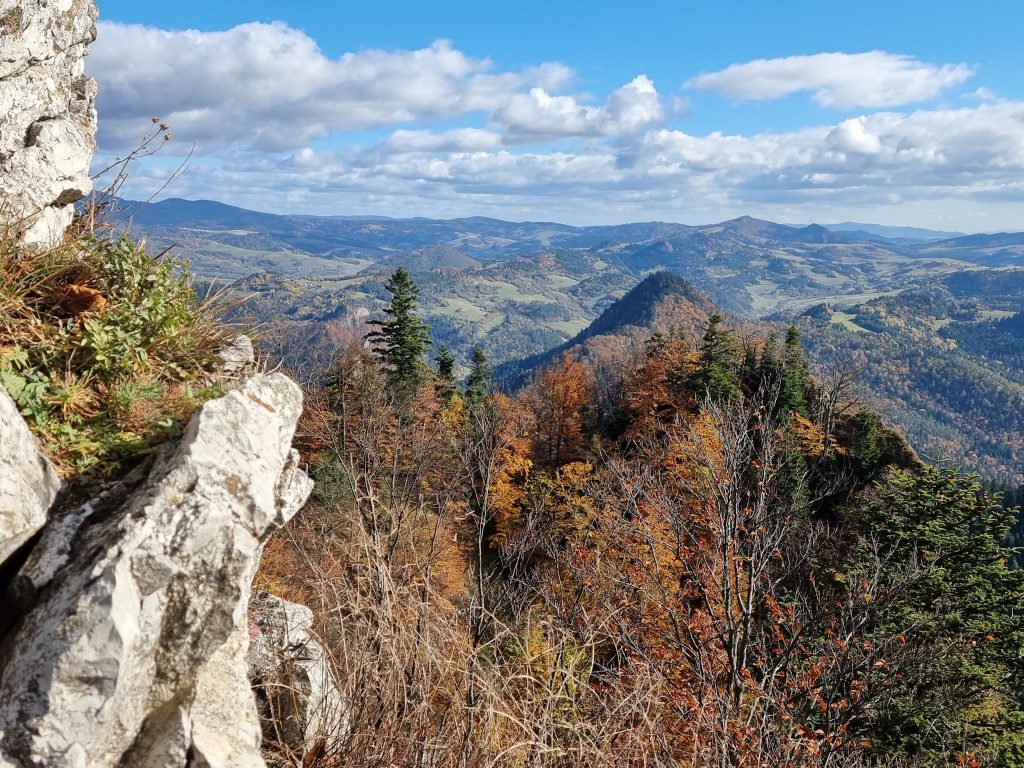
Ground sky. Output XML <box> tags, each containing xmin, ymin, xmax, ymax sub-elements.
<box><xmin>88</xmin><ymin>1</ymin><xmax>1024</xmax><ymax>230</ymax></box>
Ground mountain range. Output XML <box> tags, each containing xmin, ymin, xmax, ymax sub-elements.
<box><xmin>124</xmin><ymin>197</ymin><xmax>1024</xmax><ymax>478</ymax></box>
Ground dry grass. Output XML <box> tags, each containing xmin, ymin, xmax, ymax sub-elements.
<box><xmin>0</xmin><ymin>212</ymin><xmax>232</xmax><ymax>477</ymax></box>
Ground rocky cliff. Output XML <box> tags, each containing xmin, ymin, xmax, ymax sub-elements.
<box><xmin>0</xmin><ymin>7</ymin><xmax>340</xmax><ymax>765</ymax></box>
<box><xmin>0</xmin><ymin>374</ymin><xmax>314</xmax><ymax>767</ymax></box>
<box><xmin>0</xmin><ymin>0</ymin><xmax>98</xmax><ymax>245</ymax></box>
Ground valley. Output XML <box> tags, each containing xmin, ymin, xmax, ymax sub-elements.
<box><xmin>125</xmin><ymin>197</ymin><xmax>1024</xmax><ymax>479</ymax></box>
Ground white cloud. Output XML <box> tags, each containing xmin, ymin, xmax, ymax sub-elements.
<box><xmin>685</xmin><ymin>51</ymin><xmax>975</xmax><ymax>108</ymax></box>
<box><xmin>89</xmin><ymin>21</ymin><xmax>573</xmax><ymax>152</ymax></box>
<box><xmin>88</xmin><ymin>23</ymin><xmax>1024</xmax><ymax>229</ymax></box>
<box><xmin>491</xmin><ymin>75</ymin><xmax>665</xmax><ymax>141</ymax></box>
<box><xmin>111</xmin><ymin>101</ymin><xmax>1024</xmax><ymax>224</ymax></box>
<box><xmin>378</xmin><ymin>129</ymin><xmax>503</xmax><ymax>154</ymax></box>
<box><xmin>827</xmin><ymin>117</ymin><xmax>882</xmax><ymax>155</ymax></box>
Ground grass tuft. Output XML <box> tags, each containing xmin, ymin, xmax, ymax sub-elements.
<box><xmin>0</xmin><ymin>217</ymin><xmax>232</xmax><ymax>478</ymax></box>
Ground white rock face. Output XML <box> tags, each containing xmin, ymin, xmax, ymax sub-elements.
<box><xmin>0</xmin><ymin>0</ymin><xmax>98</xmax><ymax>245</ymax></box>
<box><xmin>248</xmin><ymin>591</ymin><xmax>348</xmax><ymax>758</ymax></box>
<box><xmin>0</xmin><ymin>374</ymin><xmax>313</xmax><ymax>767</ymax></box>
<box><xmin>0</xmin><ymin>386</ymin><xmax>61</xmax><ymax>566</ymax></box>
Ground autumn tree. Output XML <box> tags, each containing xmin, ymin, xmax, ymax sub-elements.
<box><xmin>530</xmin><ymin>354</ymin><xmax>593</xmax><ymax>469</ymax></box>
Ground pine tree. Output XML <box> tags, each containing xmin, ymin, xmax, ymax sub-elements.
<box><xmin>842</xmin><ymin>465</ymin><xmax>1024</xmax><ymax>760</ymax></box>
<box><xmin>753</xmin><ymin>332</ymin><xmax>782</xmax><ymax>393</ymax></box>
<box><xmin>688</xmin><ymin>314</ymin><xmax>741</xmax><ymax>402</ymax></box>
<box><xmin>366</xmin><ymin>267</ymin><xmax>431</xmax><ymax>395</ymax></box>
<box><xmin>465</xmin><ymin>346</ymin><xmax>492</xmax><ymax>406</ymax></box>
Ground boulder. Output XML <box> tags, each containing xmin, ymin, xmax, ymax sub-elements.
<box><xmin>0</xmin><ymin>374</ymin><xmax>313</xmax><ymax>767</ymax></box>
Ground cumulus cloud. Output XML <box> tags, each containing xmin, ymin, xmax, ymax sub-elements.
<box><xmin>491</xmin><ymin>75</ymin><xmax>665</xmax><ymax>141</ymax></box>
<box><xmin>827</xmin><ymin>117</ymin><xmax>882</xmax><ymax>155</ymax></box>
<box><xmin>89</xmin><ymin>21</ymin><xmax>573</xmax><ymax>151</ymax></box>
<box><xmin>88</xmin><ymin>22</ymin><xmax>1023</xmax><ymax>227</ymax></box>
<box><xmin>685</xmin><ymin>51</ymin><xmax>975</xmax><ymax>108</ymax></box>
<box><xmin>120</xmin><ymin>101</ymin><xmax>1024</xmax><ymax>221</ymax></box>
<box><xmin>637</xmin><ymin>102</ymin><xmax>1024</xmax><ymax>196</ymax></box>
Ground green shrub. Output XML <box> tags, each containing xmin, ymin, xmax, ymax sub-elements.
<box><xmin>0</xmin><ymin>222</ymin><xmax>231</xmax><ymax>477</ymax></box>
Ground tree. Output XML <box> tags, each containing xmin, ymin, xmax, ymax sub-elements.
<box><xmin>465</xmin><ymin>347</ymin><xmax>492</xmax><ymax>407</ymax></box>
<box><xmin>833</xmin><ymin>465</ymin><xmax>1024</xmax><ymax>763</ymax></box>
<box><xmin>366</xmin><ymin>268</ymin><xmax>432</xmax><ymax>396</ymax></box>
<box><xmin>530</xmin><ymin>354</ymin><xmax>592</xmax><ymax>469</ymax></box>
<box><xmin>778</xmin><ymin>325</ymin><xmax>812</xmax><ymax>418</ymax></box>
<box><xmin>434</xmin><ymin>343</ymin><xmax>457</xmax><ymax>403</ymax></box>
<box><xmin>688</xmin><ymin>314</ymin><xmax>741</xmax><ymax>402</ymax></box>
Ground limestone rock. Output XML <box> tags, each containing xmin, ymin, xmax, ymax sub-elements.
<box><xmin>0</xmin><ymin>386</ymin><xmax>61</xmax><ymax>567</ymax></box>
<box><xmin>0</xmin><ymin>0</ymin><xmax>99</xmax><ymax>245</ymax></box>
<box><xmin>248</xmin><ymin>591</ymin><xmax>347</xmax><ymax>760</ymax></box>
<box><xmin>0</xmin><ymin>374</ymin><xmax>313</xmax><ymax>767</ymax></box>
<box><xmin>219</xmin><ymin>334</ymin><xmax>257</xmax><ymax>378</ymax></box>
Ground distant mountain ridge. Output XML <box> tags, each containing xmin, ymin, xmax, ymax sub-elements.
<box><xmin>828</xmin><ymin>222</ymin><xmax>965</xmax><ymax>241</ymax></box>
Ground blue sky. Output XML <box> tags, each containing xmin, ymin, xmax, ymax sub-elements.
<box><xmin>88</xmin><ymin>1</ymin><xmax>1024</xmax><ymax>229</ymax></box>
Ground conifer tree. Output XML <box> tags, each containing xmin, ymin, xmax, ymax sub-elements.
<box><xmin>778</xmin><ymin>325</ymin><xmax>812</xmax><ymax>417</ymax></box>
<box><xmin>366</xmin><ymin>267</ymin><xmax>431</xmax><ymax>395</ymax></box>
<box><xmin>841</xmin><ymin>465</ymin><xmax>1024</xmax><ymax>760</ymax></box>
<box><xmin>753</xmin><ymin>332</ymin><xmax>782</xmax><ymax>392</ymax></box>
<box><xmin>465</xmin><ymin>346</ymin><xmax>492</xmax><ymax>406</ymax></box>
<box><xmin>688</xmin><ymin>314</ymin><xmax>741</xmax><ymax>402</ymax></box>
<box><xmin>434</xmin><ymin>343</ymin><xmax>457</xmax><ymax>403</ymax></box>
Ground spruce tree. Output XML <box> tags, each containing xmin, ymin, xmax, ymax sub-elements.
<box><xmin>465</xmin><ymin>346</ymin><xmax>492</xmax><ymax>406</ymax></box>
<box><xmin>688</xmin><ymin>314</ymin><xmax>741</xmax><ymax>402</ymax></box>
<box><xmin>778</xmin><ymin>325</ymin><xmax>812</xmax><ymax>417</ymax></box>
<box><xmin>434</xmin><ymin>343</ymin><xmax>457</xmax><ymax>403</ymax></box>
<box><xmin>842</xmin><ymin>465</ymin><xmax>1024</xmax><ymax>760</ymax></box>
<box><xmin>366</xmin><ymin>267</ymin><xmax>431</xmax><ymax>395</ymax></box>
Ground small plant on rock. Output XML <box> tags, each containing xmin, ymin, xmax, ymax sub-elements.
<box><xmin>0</xmin><ymin>216</ymin><xmax>231</xmax><ymax>477</ymax></box>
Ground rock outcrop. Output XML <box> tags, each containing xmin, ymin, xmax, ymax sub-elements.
<box><xmin>0</xmin><ymin>374</ymin><xmax>313</xmax><ymax>767</ymax></box>
<box><xmin>0</xmin><ymin>387</ymin><xmax>61</xmax><ymax>566</ymax></box>
<box><xmin>0</xmin><ymin>0</ymin><xmax>99</xmax><ymax>245</ymax></box>
<box><xmin>248</xmin><ymin>591</ymin><xmax>348</xmax><ymax>761</ymax></box>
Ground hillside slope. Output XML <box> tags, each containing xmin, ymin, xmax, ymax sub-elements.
<box><xmin>494</xmin><ymin>271</ymin><xmax>715</xmax><ymax>388</ymax></box>
<box><xmin>797</xmin><ymin>269</ymin><xmax>1024</xmax><ymax>479</ymax></box>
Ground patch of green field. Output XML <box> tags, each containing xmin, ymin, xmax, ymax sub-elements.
<box><xmin>980</xmin><ymin>309</ymin><xmax>1017</xmax><ymax>320</ymax></box>
<box><xmin>478</xmin><ymin>313</ymin><xmax>506</xmax><ymax>334</ymax></box>
<box><xmin>429</xmin><ymin>297</ymin><xmax>487</xmax><ymax>322</ymax></box>
<box><xmin>543</xmin><ymin>319</ymin><xmax>589</xmax><ymax>335</ymax></box>
<box><xmin>479</xmin><ymin>279</ymin><xmax>554</xmax><ymax>303</ymax></box>
<box><xmin>830</xmin><ymin>311</ymin><xmax>874</xmax><ymax>333</ymax></box>
<box><xmin>746</xmin><ymin>279</ymin><xmax>783</xmax><ymax>310</ymax></box>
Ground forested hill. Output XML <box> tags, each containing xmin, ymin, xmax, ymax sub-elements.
<box><xmin>797</xmin><ymin>269</ymin><xmax>1024</xmax><ymax>479</ymax></box>
<box><xmin>493</xmin><ymin>271</ymin><xmax>716</xmax><ymax>388</ymax></box>
<box><xmin>167</xmin><ymin>193</ymin><xmax>1024</xmax><ymax>478</ymax></box>
<box><xmin>256</xmin><ymin>262</ymin><xmax>1024</xmax><ymax>766</ymax></box>
<box><xmin>121</xmin><ymin>197</ymin><xmax>1024</xmax><ymax>318</ymax></box>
